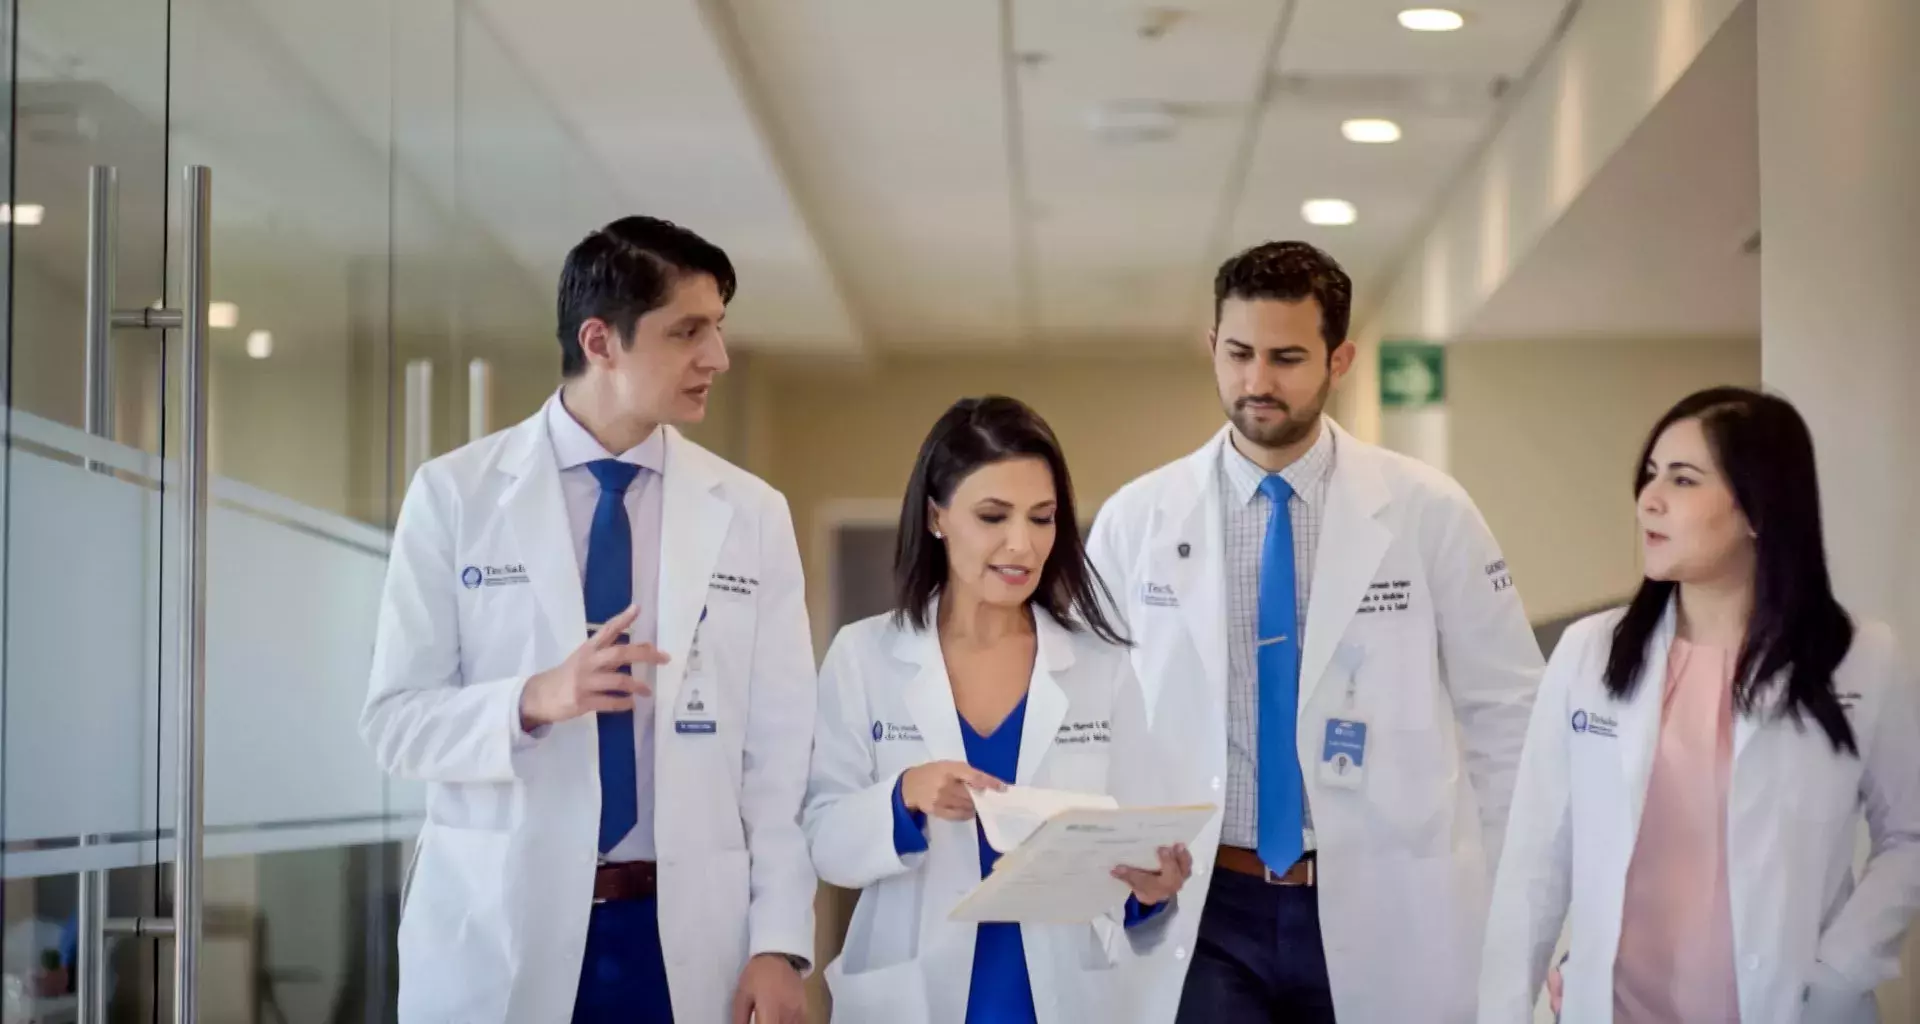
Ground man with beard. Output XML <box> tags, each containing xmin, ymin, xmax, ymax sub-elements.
<box><xmin>1088</xmin><ymin>241</ymin><xmax>1543</xmax><ymax>1023</ymax></box>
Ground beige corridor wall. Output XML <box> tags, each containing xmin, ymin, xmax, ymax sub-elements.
<box><xmin>743</xmin><ymin>350</ymin><xmax>1236</xmax><ymax>644</ymax></box>
<box><xmin>1447</xmin><ymin>336</ymin><xmax>1760</xmax><ymax>626</ymax></box>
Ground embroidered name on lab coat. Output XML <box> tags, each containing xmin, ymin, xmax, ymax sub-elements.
<box><xmin>709</xmin><ymin>572</ymin><xmax>759</xmax><ymax>597</ymax></box>
<box><xmin>1358</xmin><ymin>580</ymin><xmax>1412</xmax><ymax>614</ymax></box>
<box><xmin>1486</xmin><ymin>559</ymin><xmax>1515</xmax><ymax>594</ymax></box>
<box><xmin>1054</xmin><ymin>720</ymin><xmax>1112</xmax><ymax>745</ymax></box>
<box><xmin>1141</xmin><ymin>582</ymin><xmax>1179</xmax><ymax>608</ymax></box>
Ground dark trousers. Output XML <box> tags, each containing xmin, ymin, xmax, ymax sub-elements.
<box><xmin>1174</xmin><ymin>868</ymin><xmax>1337</xmax><ymax>1023</ymax></box>
<box><xmin>573</xmin><ymin>898</ymin><xmax>675</xmax><ymax>1024</ymax></box>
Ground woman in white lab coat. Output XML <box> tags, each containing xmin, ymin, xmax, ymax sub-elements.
<box><xmin>804</xmin><ymin>395</ymin><xmax>1194</xmax><ymax>1024</ymax></box>
<box><xmin>1480</xmin><ymin>387</ymin><xmax>1920</xmax><ymax>1024</ymax></box>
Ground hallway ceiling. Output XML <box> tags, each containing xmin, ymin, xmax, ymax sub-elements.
<box><xmin>485</xmin><ymin>0</ymin><xmax>1575</xmax><ymax>354</ymax></box>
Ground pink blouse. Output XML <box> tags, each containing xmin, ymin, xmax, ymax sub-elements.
<box><xmin>1613</xmin><ymin>638</ymin><xmax>1742</xmax><ymax>1023</ymax></box>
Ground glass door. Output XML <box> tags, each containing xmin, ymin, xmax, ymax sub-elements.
<box><xmin>4</xmin><ymin>0</ymin><xmax>408</xmax><ymax>1017</ymax></box>
<box><xmin>3</xmin><ymin>0</ymin><xmax>187</xmax><ymax>1019</ymax></box>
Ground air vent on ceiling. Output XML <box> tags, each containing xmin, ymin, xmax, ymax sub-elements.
<box><xmin>1086</xmin><ymin>100</ymin><xmax>1182</xmax><ymax>144</ymax></box>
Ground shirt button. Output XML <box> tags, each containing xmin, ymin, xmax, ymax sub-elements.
<box><xmin>1746</xmin><ymin>955</ymin><xmax>1762</xmax><ymax>971</ymax></box>
<box><xmin>1210</xmin><ymin>777</ymin><xmax>1223</xmax><ymax>792</ymax></box>
<box><xmin>1174</xmin><ymin>947</ymin><xmax>1188</xmax><ymax>961</ymax></box>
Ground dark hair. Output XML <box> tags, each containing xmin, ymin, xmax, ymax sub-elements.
<box><xmin>1213</xmin><ymin>240</ymin><xmax>1353</xmax><ymax>351</ymax></box>
<box><xmin>555</xmin><ymin>216</ymin><xmax>737</xmax><ymax>377</ymax></box>
<box><xmin>893</xmin><ymin>396</ymin><xmax>1127</xmax><ymax>646</ymax></box>
<box><xmin>1605</xmin><ymin>387</ymin><xmax>1857</xmax><ymax>754</ymax></box>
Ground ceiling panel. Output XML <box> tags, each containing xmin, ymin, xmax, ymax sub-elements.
<box><xmin>1015</xmin><ymin>1</ymin><xmax>1288</xmax><ymax>345</ymax></box>
<box><xmin>474</xmin><ymin>0</ymin><xmax>860</xmax><ymax>352</ymax></box>
<box><xmin>718</xmin><ymin>0</ymin><xmax>1018</xmax><ymax>347</ymax></box>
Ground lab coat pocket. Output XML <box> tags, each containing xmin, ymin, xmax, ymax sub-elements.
<box><xmin>1365</xmin><ymin>727</ymin><xmax>1452</xmax><ymax>852</ymax></box>
<box><xmin>825</xmin><ymin>955</ymin><xmax>932</xmax><ymax>1024</ymax></box>
<box><xmin>1801</xmin><ymin>962</ymin><xmax>1875</xmax><ymax>1023</ymax></box>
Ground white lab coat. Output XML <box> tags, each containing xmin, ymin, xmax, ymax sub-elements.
<box><xmin>360</xmin><ymin>407</ymin><xmax>817</xmax><ymax>1024</ymax></box>
<box><xmin>804</xmin><ymin>608</ymin><xmax>1175</xmax><ymax>1024</ymax></box>
<box><xmin>1087</xmin><ymin>420</ymin><xmax>1545</xmax><ymax>1023</ymax></box>
<box><xmin>1480</xmin><ymin>604</ymin><xmax>1920</xmax><ymax>1024</ymax></box>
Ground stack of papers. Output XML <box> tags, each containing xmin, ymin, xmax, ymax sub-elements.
<box><xmin>951</xmin><ymin>785</ymin><xmax>1216</xmax><ymax>924</ymax></box>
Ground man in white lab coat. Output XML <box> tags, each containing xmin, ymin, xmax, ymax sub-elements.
<box><xmin>362</xmin><ymin>217</ymin><xmax>816</xmax><ymax>1024</ymax></box>
<box><xmin>1089</xmin><ymin>241</ymin><xmax>1544</xmax><ymax>1023</ymax></box>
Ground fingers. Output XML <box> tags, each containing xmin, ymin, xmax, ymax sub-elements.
<box><xmin>959</xmin><ymin>767</ymin><xmax>1007</xmax><ymax>792</ymax></box>
<box><xmin>729</xmin><ymin>986</ymin><xmax>753</xmax><ymax>1024</ymax></box>
<box><xmin>586</xmin><ymin>674</ymin><xmax>653</xmax><ymax>701</ymax></box>
<box><xmin>578</xmin><ymin>692</ymin><xmax>637</xmax><ymax>714</ymax></box>
<box><xmin>590</xmin><ymin>606</ymin><xmax>640</xmax><ymax>649</ymax></box>
<box><xmin>591</xmin><ymin>643</ymin><xmax>670</xmax><ymax>673</ymax></box>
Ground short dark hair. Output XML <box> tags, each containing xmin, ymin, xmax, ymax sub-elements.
<box><xmin>893</xmin><ymin>396</ymin><xmax>1127</xmax><ymax>647</ymax></box>
<box><xmin>555</xmin><ymin>216</ymin><xmax>737</xmax><ymax>377</ymax></box>
<box><xmin>1213</xmin><ymin>241</ymin><xmax>1352</xmax><ymax>350</ymax></box>
<box><xmin>1606</xmin><ymin>387</ymin><xmax>1857</xmax><ymax>755</ymax></box>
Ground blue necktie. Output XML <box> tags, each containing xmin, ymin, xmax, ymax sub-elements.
<box><xmin>1256</xmin><ymin>474</ymin><xmax>1304</xmax><ymax>874</ymax></box>
<box><xmin>585</xmin><ymin>459</ymin><xmax>641</xmax><ymax>854</ymax></box>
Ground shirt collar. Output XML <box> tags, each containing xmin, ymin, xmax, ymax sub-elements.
<box><xmin>545</xmin><ymin>390</ymin><xmax>665</xmax><ymax>474</ymax></box>
<box><xmin>1220</xmin><ymin>418</ymin><xmax>1336</xmax><ymax>506</ymax></box>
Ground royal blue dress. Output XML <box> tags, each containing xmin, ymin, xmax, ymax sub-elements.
<box><xmin>888</xmin><ymin>694</ymin><xmax>1164</xmax><ymax>1023</ymax></box>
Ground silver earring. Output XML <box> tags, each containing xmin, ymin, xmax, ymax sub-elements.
<box><xmin>932</xmin><ymin>529</ymin><xmax>944</xmax><ymax>540</ymax></box>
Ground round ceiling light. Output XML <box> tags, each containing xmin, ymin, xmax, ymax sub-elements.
<box><xmin>1302</xmin><ymin>199</ymin><xmax>1358</xmax><ymax>226</ymax></box>
<box><xmin>1342</xmin><ymin>118</ymin><xmax>1403</xmax><ymax>144</ymax></box>
<box><xmin>1399</xmin><ymin>8</ymin><xmax>1466</xmax><ymax>32</ymax></box>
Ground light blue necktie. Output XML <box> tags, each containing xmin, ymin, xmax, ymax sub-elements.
<box><xmin>1256</xmin><ymin>474</ymin><xmax>1304</xmax><ymax>874</ymax></box>
<box><xmin>585</xmin><ymin>459</ymin><xmax>641</xmax><ymax>854</ymax></box>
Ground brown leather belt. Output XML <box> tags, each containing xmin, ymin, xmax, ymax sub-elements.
<box><xmin>1215</xmin><ymin>846</ymin><xmax>1316</xmax><ymax>887</ymax></box>
<box><xmin>593</xmin><ymin>860</ymin><xmax>658</xmax><ymax>903</ymax></box>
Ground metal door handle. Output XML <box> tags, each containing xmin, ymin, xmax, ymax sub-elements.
<box><xmin>74</xmin><ymin>164</ymin><xmax>213</xmax><ymax>1024</ymax></box>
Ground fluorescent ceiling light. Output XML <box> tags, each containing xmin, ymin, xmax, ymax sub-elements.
<box><xmin>1399</xmin><ymin>8</ymin><xmax>1466</xmax><ymax>32</ymax></box>
<box><xmin>209</xmin><ymin>302</ymin><xmax>239</xmax><ymax>329</ymax></box>
<box><xmin>1</xmin><ymin>204</ymin><xmax>45</xmax><ymax>225</ymax></box>
<box><xmin>1342</xmin><ymin>118</ymin><xmax>1403</xmax><ymax>144</ymax></box>
<box><xmin>1302</xmin><ymin>199</ymin><xmax>1358</xmax><ymax>226</ymax></box>
<box><xmin>246</xmin><ymin>330</ymin><xmax>273</xmax><ymax>359</ymax></box>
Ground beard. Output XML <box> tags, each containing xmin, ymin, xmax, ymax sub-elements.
<box><xmin>1225</xmin><ymin>376</ymin><xmax>1330</xmax><ymax>450</ymax></box>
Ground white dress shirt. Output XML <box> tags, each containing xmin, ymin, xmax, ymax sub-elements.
<box><xmin>546</xmin><ymin>391</ymin><xmax>666</xmax><ymax>861</ymax></box>
<box><xmin>1218</xmin><ymin>419</ymin><xmax>1336</xmax><ymax>852</ymax></box>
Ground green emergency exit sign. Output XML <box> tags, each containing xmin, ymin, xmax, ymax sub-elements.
<box><xmin>1379</xmin><ymin>340</ymin><xmax>1445</xmax><ymax>409</ymax></box>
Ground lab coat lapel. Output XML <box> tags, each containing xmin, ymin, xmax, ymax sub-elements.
<box><xmin>1016</xmin><ymin>615</ymin><xmax>1076</xmax><ymax>785</ymax></box>
<box><xmin>654</xmin><ymin>430</ymin><xmax>732</xmax><ymax>715</ymax></box>
<box><xmin>497</xmin><ymin>412</ymin><xmax>585</xmax><ymax>654</ymax></box>
<box><xmin>1299</xmin><ymin>425</ymin><xmax>1391</xmax><ymax>707</ymax></box>
<box><xmin>893</xmin><ymin>621</ymin><xmax>969</xmax><ymax>765</ymax></box>
<box><xmin>1156</xmin><ymin>436</ymin><xmax>1229</xmax><ymax>704</ymax></box>
<box><xmin>1618</xmin><ymin>601</ymin><xmax>1675</xmax><ymax>834</ymax></box>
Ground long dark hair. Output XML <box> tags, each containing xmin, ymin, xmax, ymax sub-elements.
<box><xmin>892</xmin><ymin>396</ymin><xmax>1128</xmax><ymax>646</ymax></box>
<box><xmin>1604</xmin><ymin>387</ymin><xmax>1857</xmax><ymax>754</ymax></box>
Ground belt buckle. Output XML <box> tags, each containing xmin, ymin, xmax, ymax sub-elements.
<box><xmin>1264</xmin><ymin>856</ymin><xmax>1313</xmax><ymax>887</ymax></box>
<box><xmin>592</xmin><ymin>857</ymin><xmax>609</xmax><ymax>905</ymax></box>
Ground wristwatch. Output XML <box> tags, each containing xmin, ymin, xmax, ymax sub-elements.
<box><xmin>762</xmin><ymin>952</ymin><xmax>809</xmax><ymax>972</ymax></box>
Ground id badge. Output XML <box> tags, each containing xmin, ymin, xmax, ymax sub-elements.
<box><xmin>674</xmin><ymin>684</ymin><xmax>716</xmax><ymax>735</ymax></box>
<box><xmin>1318</xmin><ymin>718</ymin><xmax>1368</xmax><ymax>789</ymax></box>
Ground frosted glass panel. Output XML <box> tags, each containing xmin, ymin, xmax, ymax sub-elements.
<box><xmin>3</xmin><ymin>412</ymin><xmax>414</xmax><ymax>879</ymax></box>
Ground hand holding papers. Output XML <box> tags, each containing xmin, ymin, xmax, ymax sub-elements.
<box><xmin>951</xmin><ymin>785</ymin><xmax>1216</xmax><ymax>924</ymax></box>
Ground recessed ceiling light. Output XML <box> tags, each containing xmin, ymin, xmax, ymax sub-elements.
<box><xmin>1399</xmin><ymin>8</ymin><xmax>1466</xmax><ymax>32</ymax></box>
<box><xmin>209</xmin><ymin>302</ymin><xmax>239</xmax><ymax>329</ymax></box>
<box><xmin>1</xmin><ymin>203</ymin><xmax>45</xmax><ymax>225</ymax></box>
<box><xmin>246</xmin><ymin>330</ymin><xmax>273</xmax><ymax>359</ymax></box>
<box><xmin>1302</xmin><ymin>199</ymin><xmax>1358</xmax><ymax>226</ymax></box>
<box><xmin>1342</xmin><ymin>118</ymin><xmax>1403</xmax><ymax>144</ymax></box>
